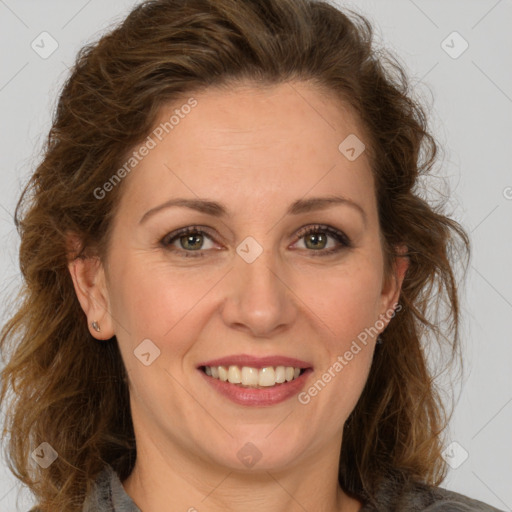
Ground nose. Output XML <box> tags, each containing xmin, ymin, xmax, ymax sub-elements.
<box><xmin>220</xmin><ymin>246</ymin><xmax>298</xmax><ymax>338</ymax></box>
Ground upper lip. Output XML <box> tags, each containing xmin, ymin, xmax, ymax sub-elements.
<box><xmin>197</xmin><ymin>354</ymin><xmax>313</xmax><ymax>369</ymax></box>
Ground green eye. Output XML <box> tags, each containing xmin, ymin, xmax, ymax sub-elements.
<box><xmin>161</xmin><ymin>226</ymin><xmax>216</xmax><ymax>258</ymax></box>
<box><xmin>294</xmin><ymin>225</ymin><xmax>351</xmax><ymax>255</ymax></box>
<box><xmin>160</xmin><ymin>224</ymin><xmax>351</xmax><ymax>258</ymax></box>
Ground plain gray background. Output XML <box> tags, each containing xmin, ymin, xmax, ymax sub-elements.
<box><xmin>0</xmin><ymin>0</ymin><xmax>511</xmax><ymax>510</ymax></box>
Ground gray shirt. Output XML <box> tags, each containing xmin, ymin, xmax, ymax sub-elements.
<box><xmin>77</xmin><ymin>465</ymin><xmax>505</xmax><ymax>511</ymax></box>
<box><xmin>29</xmin><ymin>464</ymin><xmax>506</xmax><ymax>511</ymax></box>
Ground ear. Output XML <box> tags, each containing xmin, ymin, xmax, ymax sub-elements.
<box><xmin>378</xmin><ymin>244</ymin><xmax>409</xmax><ymax>329</ymax></box>
<box><xmin>66</xmin><ymin>232</ymin><xmax>115</xmax><ymax>340</ymax></box>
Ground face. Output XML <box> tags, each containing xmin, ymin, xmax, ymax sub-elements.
<box><xmin>72</xmin><ymin>80</ymin><xmax>405</xmax><ymax>474</ymax></box>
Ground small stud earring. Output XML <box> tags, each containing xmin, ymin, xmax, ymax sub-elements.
<box><xmin>91</xmin><ymin>321</ymin><xmax>101</xmax><ymax>332</ymax></box>
<box><xmin>376</xmin><ymin>335</ymin><xmax>383</xmax><ymax>345</ymax></box>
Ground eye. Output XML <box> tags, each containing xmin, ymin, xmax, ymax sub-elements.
<box><xmin>160</xmin><ymin>224</ymin><xmax>351</xmax><ymax>258</ymax></box>
<box><xmin>292</xmin><ymin>224</ymin><xmax>351</xmax><ymax>256</ymax></box>
<box><xmin>160</xmin><ymin>226</ymin><xmax>217</xmax><ymax>258</ymax></box>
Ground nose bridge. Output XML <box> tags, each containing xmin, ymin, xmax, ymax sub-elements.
<box><xmin>237</xmin><ymin>239</ymin><xmax>279</xmax><ymax>294</ymax></box>
<box><xmin>221</xmin><ymin>235</ymin><xmax>296</xmax><ymax>336</ymax></box>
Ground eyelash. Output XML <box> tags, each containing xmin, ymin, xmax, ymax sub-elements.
<box><xmin>159</xmin><ymin>224</ymin><xmax>352</xmax><ymax>258</ymax></box>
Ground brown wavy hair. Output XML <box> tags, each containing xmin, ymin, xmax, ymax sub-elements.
<box><xmin>0</xmin><ymin>0</ymin><xmax>470</xmax><ymax>510</ymax></box>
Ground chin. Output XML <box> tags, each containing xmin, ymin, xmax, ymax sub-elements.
<box><xmin>205</xmin><ymin>431</ymin><xmax>309</xmax><ymax>473</ymax></box>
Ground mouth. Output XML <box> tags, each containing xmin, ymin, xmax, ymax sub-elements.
<box><xmin>196</xmin><ymin>355</ymin><xmax>313</xmax><ymax>406</ymax></box>
<box><xmin>199</xmin><ymin>364</ymin><xmax>308</xmax><ymax>388</ymax></box>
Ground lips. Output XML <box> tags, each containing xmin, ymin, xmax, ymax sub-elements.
<box><xmin>197</xmin><ymin>354</ymin><xmax>313</xmax><ymax>406</ymax></box>
<box><xmin>197</xmin><ymin>354</ymin><xmax>313</xmax><ymax>370</ymax></box>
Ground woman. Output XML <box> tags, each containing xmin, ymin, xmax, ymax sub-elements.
<box><xmin>0</xmin><ymin>0</ymin><xmax>503</xmax><ymax>510</ymax></box>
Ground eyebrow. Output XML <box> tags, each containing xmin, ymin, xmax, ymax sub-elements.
<box><xmin>139</xmin><ymin>195</ymin><xmax>367</xmax><ymax>225</ymax></box>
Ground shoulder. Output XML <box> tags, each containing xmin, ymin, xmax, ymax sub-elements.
<box><xmin>422</xmin><ymin>486</ymin><xmax>505</xmax><ymax>512</ymax></box>
<box><xmin>28</xmin><ymin>464</ymin><xmax>140</xmax><ymax>512</ymax></box>
<box><xmin>360</xmin><ymin>477</ymin><xmax>505</xmax><ymax>512</ymax></box>
<box><xmin>84</xmin><ymin>464</ymin><xmax>141</xmax><ymax>512</ymax></box>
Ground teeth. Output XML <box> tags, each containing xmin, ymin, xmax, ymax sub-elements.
<box><xmin>228</xmin><ymin>365</ymin><xmax>241</xmax><ymax>383</ymax></box>
<box><xmin>241</xmin><ymin>366</ymin><xmax>259</xmax><ymax>386</ymax></box>
<box><xmin>203</xmin><ymin>365</ymin><xmax>304</xmax><ymax>387</ymax></box>
<box><xmin>275</xmin><ymin>366</ymin><xmax>285</xmax><ymax>383</ymax></box>
<box><xmin>258</xmin><ymin>367</ymin><xmax>275</xmax><ymax>387</ymax></box>
<box><xmin>218</xmin><ymin>366</ymin><xmax>228</xmax><ymax>382</ymax></box>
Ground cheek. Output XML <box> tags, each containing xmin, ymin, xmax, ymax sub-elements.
<box><xmin>305</xmin><ymin>258</ymin><xmax>384</xmax><ymax>343</ymax></box>
<box><xmin>299</xmin><ymin>257</ymin><xmax>382</xmax><ymax>408</ymax></box>
<box><xmin>307</xmin><ymin>282</ymin><xmax>379</xmax><ymax>426</ymax></box>
<box><xmin>109</xmin><ymin>253</ymin><xmax>213</xmax><ymax>332</ymax></box>
<box><xmin>108</xmin><ymin>254</ymin><xmax>224</xmax><ymax>375</ymax></box>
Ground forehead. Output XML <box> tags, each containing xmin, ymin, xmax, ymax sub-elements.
<box><xmin>117</xmin><ymin>80</ymin><xmax>375</xmax><ymax>220</ymax></box>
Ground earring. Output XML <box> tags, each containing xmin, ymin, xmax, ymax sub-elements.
<box><xmin>91</xmin><ymin>321</ymin><xmax>101</xmax><ymax>332</ymax></box>
<box><xmin>376</xmin><ymin>335</ymin><xmax>383</xmax><ymax>345</ymax></box>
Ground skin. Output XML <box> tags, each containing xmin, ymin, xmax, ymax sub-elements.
<box><xmin>69</xmin><ymin>80</ymin><xmax>408</xmax><ymax>512</ymax></box>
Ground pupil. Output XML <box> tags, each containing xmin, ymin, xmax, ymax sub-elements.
<box><xmin>182</xmin><ymin>233</ymin><xmax>202</xmax><ymax>250</ymax></box>
<box><xmin>307</xmin><ymin>233</ymin><xmax>326</xmax><ymax>250</ymax></box>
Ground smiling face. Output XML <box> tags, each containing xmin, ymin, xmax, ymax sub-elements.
<box><xmin>70</xmin><ymin>80</ymin><xmax>406</xmax><ymax>478</ymax></box>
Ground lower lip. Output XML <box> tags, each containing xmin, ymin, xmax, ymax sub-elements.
<box><xmin>199</xmin><ymin>368</ymin><xmax>313</xmax><ymax>406</ymax></box>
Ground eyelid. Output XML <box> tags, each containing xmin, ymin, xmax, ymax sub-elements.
<box><xmin>160</xmin><ymin>223</ymin><xmax>351</xmax><ymax>257</ymax></box>
<box><xmin>160</xmin><ymin>225</ymin><xmax>218</xmax><ymax>247</ymax></box>
<box><xmin>293</xmin><ymin>224</ymin><xmax>352</xmax><ymax>248</ymax></box>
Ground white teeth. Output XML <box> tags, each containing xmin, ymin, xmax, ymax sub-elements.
<box><xmin>241</xmin><ymin>366</ymin><xmax>259</xmax><ymax>386</ymax></box>
<box><xmin>203</xmin><ymin>364</ymin><xmax>305</xmax><ymax>387</ymax></box>
<box><xmin>228</xmin><ymin>365</ymin><xmax>241</xmax><ymax>383</ymax></box>
<box><xmin>275</xmin><ymin>366</ymin><xmax>286</xmax><ymax>383</ymax></box>
<box><xmin>258</xmin><ymin>367</ymin><xmax>276</xmax><ymax>387</ymax></box>
<box><xmin>218</xmin><ymin>366</ymin><xmax>228</xmax><ymax>382</ymax></box>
